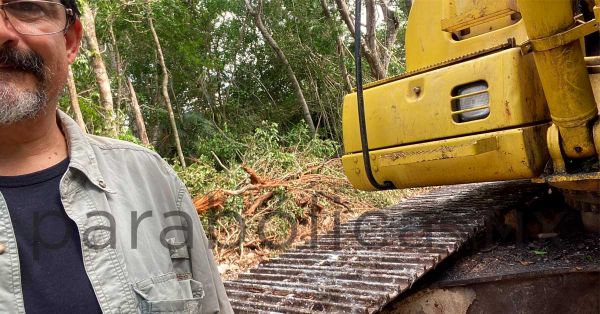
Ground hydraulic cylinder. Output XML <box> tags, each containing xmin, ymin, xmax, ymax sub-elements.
<box><xmin>518</xmin><ymin>0</ymin><xmax>598</xmax><ymax>158</ymax></box>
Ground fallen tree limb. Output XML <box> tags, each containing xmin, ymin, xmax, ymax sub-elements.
<box><xmin>245</xmin><ymin>191</ymin><xmax>274</xmax><ymax>216</ymax></box>
<box><xmin>242</xmin><ymin>164</ymin><xmax>264</xmax><ymax>185</ymax></box>
<box><xmin>194</xmin><ymin>190</ymin><xmax>226</xmax><ymax>214</ymax></box>
<box><xmin>193</xmin><ymin>162</ymin><xmax>354</xmax><ymax>218</ymax></box>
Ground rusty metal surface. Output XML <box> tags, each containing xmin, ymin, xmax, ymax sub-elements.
<box><xmin>225</xmin><ymin>181</ymin><xmax>546</xmax><ymax>314</ymax></box>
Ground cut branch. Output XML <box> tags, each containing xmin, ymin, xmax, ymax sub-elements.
<box><xmin>245</xmin><ymin>192</ymin><xmax>274</xmax><ymax>216</ymax></box>
<box><xmin>243</xmin><ymin>164</ymin><xmax>265</xmax><ymax>185</ymax></box>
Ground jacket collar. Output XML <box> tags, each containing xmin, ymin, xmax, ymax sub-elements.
<box><xmin>57</xmin><ymin>110</ymin><xmax>111</xmax><ymax>192</ymax></box>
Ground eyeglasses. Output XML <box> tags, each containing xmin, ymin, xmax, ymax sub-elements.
<box><xmin>0</xmin><ymin>0</ymin><xmax>73</xmax><ymax>36</ymax></box>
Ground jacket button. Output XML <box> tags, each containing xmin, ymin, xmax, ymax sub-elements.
<box><xmin>0</xmin><ymin>243</ymin><xmax>6</xmax><ymax>255</ymax></box>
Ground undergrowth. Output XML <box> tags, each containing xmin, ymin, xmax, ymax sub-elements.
<box><xmin>173</xmin><ymin>123</ymin><xmax>418</xmax><ymax>278</ymax></box>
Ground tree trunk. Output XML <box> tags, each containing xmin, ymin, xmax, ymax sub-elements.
<box><xmin>380</xmin><ymin>0</ymin><xmax>401</xmax><ymax>71</ymax></box>
<box><xmin>67</xmin><ymin>66</ymin><xmax>87</xmax><ymax>132</ymax></box>
<box><xmin>336</xmin><ymin>37</ymin><xmax>353</xmax><ymax>93</ymax></box>
<box><xmin>244</xmin><ymin>0</ymin><xmax>316</xmax><ymax>135</ymax></box>
<box><xmin>334</xmin><ymin>0</ymin><xmax>399</xmax><ymax>80</ymax></box>
<box><xmin>198</xmin><ymin>71</ymin><xmax>220</xmax><ymax>126</ymax></box>
<box><xmin>81</xmin><ymin>1</ymin><xmax>117</xmax><ymax>136</ymax></box>
<box><xmin>146</xmin><ymin>0</ymin><xmax>187</xmax><ymax>167</ymax></box>
<box><xmin>126</xmin><ymin>77</ymin><xmax>150</xmax><ymax>146</ymax></box>
<box><xmin>108</xmin><ymin>22</ymin><xmax>125</xmax><ymax>116</ymax></box>
<box><xmin>365</xmin><ymin>0</ymin><xmax>381</xmax><ymax>76</ymax></box>
<box><xmin>107</xmin><ymin>20</ymin><xmax>150</xmax><ymax>146</ymax></box>
<box><xmin>321</xmin><ymin>0</ymin><xmax>353</xmax><ymax>92</ymax></box>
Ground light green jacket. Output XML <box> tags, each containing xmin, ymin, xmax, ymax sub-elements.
<box><xmin>0</xmin><ymin>111</ymin><xmax>233</xmax><ymax>314</ymax></box>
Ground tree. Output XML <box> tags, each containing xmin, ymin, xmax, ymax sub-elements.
<box><xmin>321</xmin><ymin>0</ymin><xmax>353</xmax><ymax>93</ymax></box>
<box><xmin>64</xmin><ymin>0</ymin><xmax>408</xmax><ymax>163</ymax></box>
<box><xmin>126</xmin><ymin>76</ymin><xmax>150</xmax><ymax>146</ymax></box>
<box><xmin>81</xmin><ymin>1</ymin><xmax>117</xmax><ymax>136</ymax></box>
<box><xmin>244</xmin><ymin>0</ymin><xmax>316</xmax><ymax>135</ymax></box>
<box><xmin>66</xmin><ymin>66</ymin><xmax>87</xmax><ymax>132</ymax></box>
<box><xmin>146</xmin><ymin>0</ymin><xmax>186</xmax><ymax>167</ymax></box>
<box><xmin>335</xmin><ymin>0</ymin><xmax>401</xmax><ymax>80</ymax></box>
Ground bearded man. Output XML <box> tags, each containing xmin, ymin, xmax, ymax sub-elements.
<box><xmin>0</xmin><ymin>1</ymin><xmax>232</xmax><ymax>313</ymax></box>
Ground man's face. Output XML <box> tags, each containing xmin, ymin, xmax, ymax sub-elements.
<box><xmin>0</xmin><ymin>0</ymin><xmax>82</xmax><ymax>125</ymax></box>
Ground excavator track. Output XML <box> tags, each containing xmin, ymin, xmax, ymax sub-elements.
<box><xmin>224</xmin><ymin>181</ymin><xmax>546</xmax><ymax>313</ymax></box>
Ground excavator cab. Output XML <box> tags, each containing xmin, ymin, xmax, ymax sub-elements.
<box><xmin>342</xmin><ymin>0</ymin><xmax>600</xmax><ymax>199</ymax></box>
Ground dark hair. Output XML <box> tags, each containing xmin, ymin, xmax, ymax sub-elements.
<box><xmin>61</xmin><ymin>0</ymin><xmax>81</xmax><ymax>18</ymax></box>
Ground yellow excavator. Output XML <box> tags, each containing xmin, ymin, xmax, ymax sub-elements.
<box><xmin>342</xmin><ymin>0</ymin><xmax>600</xmax><ymax>231</ymax></box>
<box><xmin>224</xmin><ymin>2</ymin><xmax>600</xmax><ymax>311</ymax></box>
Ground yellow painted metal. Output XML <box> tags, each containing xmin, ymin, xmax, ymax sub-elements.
<box><xmin>405</xmin><ymin>0</ymin><xmax>529</xmax><ymax>71</ymax></box>
<box><xmin>594</xmin><ymin>70</ymin><xmax>600</xmax><ymax>164</ymax></box>
<box><xmin>343</xmin><ymin>125</ymin><xmax>550</xmax><ymax>190</ymax></box>
<box><xmin>589</xmin><ymin>57</ymin><xmax>600</xmax><ymax>66</ymax></box>
<box><xmin>592</xmin><ymin>72</ymin><xmax>600</xmax><ymax>110</ymax></box>
<box><xmin>532</xmin><ymin>171</ymin><xmax>600</xmax><ymax>196</ymax></box>
<box><xmin>518</xmin><ymin>0</ymin><xmax>599</xmax><ymax>159</ymax></box>
<box><xmin>594</xmin><ymin>121</ymin><xmax>600</xmax><ymax>159</ymax></box>
<box><xmin>342</xmin><ymin>0</ymin><xmax>600</xmax><ymax>192</ymax></box>
<box><xmin>343</xmin><ymin>48</ymin><xmax>549</xmax><ymax>154</ymax></box>
<box><xmin>362</xmin><ymin>40</ymin><xmax>516</xmax><ymax>91</ymax></box>
<box><xmin>546</xmin><ymin>124</ymin><xmax>566</xmax><ymax>174</ymax></box>
<box><xmin>530</xmin><ymin>20</ymin><xmax>600</xmax><ymax>52</ymax></box>
<box><xmin>549</xmin><ymin>179</ymin><xmax>600</xmax><ymax>193</ymax></box>
<box><xmin>441</xmin><ymin>0</ymin><xmax>518</xmax><ymax>34</ymax></box>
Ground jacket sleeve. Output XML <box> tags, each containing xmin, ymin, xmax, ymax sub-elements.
<box><xmin>176</xmin><ymin>183</ymin><xmax>234</xmax><ymax>314</ymax></box>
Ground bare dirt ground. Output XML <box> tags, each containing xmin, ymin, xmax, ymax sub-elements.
<box><xmin>439</xmin><ymin>231</ymin><xmax>599</xmax><ymax>282</ymax></box>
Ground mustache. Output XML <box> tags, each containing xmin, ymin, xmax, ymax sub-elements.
<box><xmin>0</xmin><ymin>46</ymin><xmax>46</xmax><ymax>80</ymax></box>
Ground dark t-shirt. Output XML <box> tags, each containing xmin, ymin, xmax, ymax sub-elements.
<box><xmin>0</xmin><ymin>159</ymin><xmax>102</xmax><ymax>313</ymax></box>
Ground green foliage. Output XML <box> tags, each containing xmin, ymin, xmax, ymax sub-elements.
<box><xmin>283</xmin><ymin>124</ymin><xmax>339</xmax><ymax>159</ymax></box>
<box><xmin>174</xmin><ymin>123</ymin><xmax>341</xmax><ymax>221</ymax></box>
<box><xmin>67</xmin><ymin>0</ymin><xmax>408</xmax><ymax>159</ymax></box>
<box><xmin>173</xmin><ymin>155</ymin><xmax>232</xmax><ymax>195</ymax></box>
<box><xmin>173</xmin><ymin>122</ymin><xmax>410</xmax><ymax>253</ymax></box>
<box><xmin>117</xmin><ymin>132</ymin><xmax>142</xmax><ymax>145</ymax></box>
<box><xmin>194</xmin><ymin>128</ymin><xmax>244</xmax><ymax>165</ymax></box>
<box><xmin>65</xmin><ymin>1</ymin><xmax>409</xmax><ymax>236</ymax></box>
<box><xmin>59</xmin><ymin>1</ymin><xmax>413</xmax><ymax>265</ymax></box>
<box><xmin>176</xmin><ymin>122</ymin><xmax>340</xmax><ymax>193</ymax></box>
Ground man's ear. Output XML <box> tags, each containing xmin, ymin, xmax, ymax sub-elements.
<box><xmin>65</xmin><ymin>19</ymin><xmax>83</xmax><ymax>64</ymax></box>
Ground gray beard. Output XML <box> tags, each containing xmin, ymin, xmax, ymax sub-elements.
<box><xmin>0</xmin><ymin>85</ymin><xmax>48</xmax><ymax>125</ymax></box>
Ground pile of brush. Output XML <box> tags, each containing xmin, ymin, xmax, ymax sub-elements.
<box><xmin>191</xmin><ymin>159</ymin><xmax>388</xmax><ymax>279</ymax></box>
